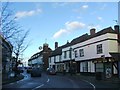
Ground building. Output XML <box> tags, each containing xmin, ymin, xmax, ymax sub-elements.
<box><xmin>28</xmin><ymin>43</ymin><xmax>52</xmax><ymax>70</ymax></box>
<box><xmin>28</xmin><ymin>51</ymin><xmax>43</xmax><ymax>69</ymax></box>
<box><xmin>49</xmin><ymin>42</ymin><xmax>65</xmax><ymax>72</ymax></box>
<box><xmin>0</xmin><ymin>35</ymin><xmax>13</xmax><ymax>74</ymax></box>
<box><xmin>49</xmin><ymin>25</ymin><xmax>120</xmax><ymax>78</ymax></box>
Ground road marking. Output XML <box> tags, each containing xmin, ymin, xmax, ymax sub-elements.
<box><xmin>32</xmin><ymin>84</ymin><xmax>44</xmax><ymax>90</ymax></box>
<box><xmin>83</xmin><ymin>80</ymin><xmax>96</xmax><ymax>90</ymax></box>
<box><xmin>47</xmin><ymin>78</ymin><xmax>50</xmax><ymax>82</ymax></box>
<box><xmin>9</xmin><ymin>83</ymin><xmax>14</xmax><ymax>85</ymax></box>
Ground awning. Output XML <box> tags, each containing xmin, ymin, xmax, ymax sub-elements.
<box><xmin>109</xmin><ymin>52</ymin><xmax>120</xmax><ymax>61</ymax></box>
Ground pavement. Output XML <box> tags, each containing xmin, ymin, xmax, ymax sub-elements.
<box><xmin>57</xmin><ymin>72</ymin><xmax>120</xmax><ymax>89</ymax></box>
<box><xmin>2</xmin><ymin>73</ymin><xmax>24</xmax><ymax>85</ymax></box>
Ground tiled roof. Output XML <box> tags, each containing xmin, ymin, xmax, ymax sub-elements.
<box><xmin>49</xmin><ymin>26</ymin><xmax>117</xmax><ymax>57</ymax></box>
<box><xmin>28</xmin><ymin>47</ymin><xmax>52</xmax><ymax>61</ymax></box>
<box><xmin>70</xmin><ymin>27</ymin><xmax>117</xmax><ymax>45</ymax></box>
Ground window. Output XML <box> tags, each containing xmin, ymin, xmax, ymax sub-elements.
<box><xmin>59</xmin><ymin>55</ymin><xmax>61</xmax><ymax>61</ymax></box>
<box><xmin>69</xmin><ymin>50</ymin><xmax>71</xmax><ymax>58</ymax></box>
<box><xmin>49</xmin><ymin>58</ymin><xmax>51</xmax><ymax>63</ymax></box>
<box><xmin>74</xmin><ymin>50</ymin><xmax>78</xmax><ymax>58</ymax></box>
<box><xmin>97</xmin><ymin>44</ymin><xmax>103</xmax><ymax>54</ymax></box>
<box><xmin>64</xmin><ymin>51</ymin><xmax>67</xmax><ymax>59</ymax></box>
<box><xmin>79</xmin><ymin>49</ymin><xmax>84</xmax><ymax>57</ymax></box>
<box><xmin>83</xmin><ymin>62</ymin><xmax>88</xmax><ymax>72</ymax></box>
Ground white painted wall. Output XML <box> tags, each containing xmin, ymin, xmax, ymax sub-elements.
<box><xmin>49</xmin><ymin>57</ymin><xmax>55</xmax><ymax>68</ymax></box>
<box><xmin>62</xmin><ymin>46</ymin><xmax>75</xmax><ymax>61</ymax></box>
<box><xmin>73</xmin><ymin>33</ymin><xmax>118</xmax><ymax>61</ymax></box>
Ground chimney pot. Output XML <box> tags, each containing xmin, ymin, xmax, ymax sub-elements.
<box><xmin>114</xmin><ymin>25</ymin><xmax>119</xmax><ymax>33</ymax></box>
<box><xmin>90</xmin><ymin>28</ymin><xmax>96</xmax><ymax>35</ymax></box>
<box><xmin>55</xmin><ymin>42</ymin><xmax>58</xmax><ymax>49</ymax></box>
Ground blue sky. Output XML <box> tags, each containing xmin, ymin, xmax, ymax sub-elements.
<box><xmin>7</xmin><ymin>2</ymin><xmax>118</xmax><ymax>64</ymax></box>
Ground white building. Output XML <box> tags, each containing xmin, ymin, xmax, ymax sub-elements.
<box><xmin>28</xmin><ymin>43</ymin><xmax>52</xmax><ymax>70</ymax></box>
<box><xmin>28</xmin><ymin>52</ymin><xmax>43</xmax><ymax>69</ymax></box>
<box><xmin>49</xmin><ymin>42</ymin><xmax>64</xmax><ymax>72</ymax></box>
<box><xmin>49</xmin><ymin>25</ymin><xmax>120</xmax><ymax>78</ymax></box>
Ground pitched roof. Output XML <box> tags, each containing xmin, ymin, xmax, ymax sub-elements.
<box><xmin>49</xmin><ymin>47</ymin><xmax>62</xmax><ymax>57</ymax></box>
<box><xmin>70</xmin><ymin>27</ymin><xmax>117</xmax><ymax>45</ymax></box>
<box><xmin>49</xmin><ymin>26</ymin><xmax>118</xmax><ymax>57</ymax></box>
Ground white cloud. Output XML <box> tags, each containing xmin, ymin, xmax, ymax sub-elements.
<box><xmin>53</xmin><ymin>29</ymin><xmax>68</xmax><ymax>39</ymax></box>
<box><xmin>88</xmin><ymin>25</ymin><xmax>101</xmax><ymax>30</ymax></box>
<box><xmin>15</xmin><ymin>8</ymin><xmax>42</xmax><ymax>19</ymax></box>
<box><xmin>53</xmin><ymin>21</ymin><xmax>86</xmax><ymax>39</ymax></box>
<box><xmin>52</xmin><ymin>2</ymin><xmax>68</xmax><ymax>8</ymax></box>
<box><xmin>82</xmin><ymin>5</ymin><xmax>88</xmax><ymax>9</ymax></box>
<box><xmin>77</xmin><ymin>16</ymin><xmax>82</xmax><ymax>19</ymax></box>
<box><xmin>100</xmin><ymin>4</ymin><xmax>107</xmax><ymax>10</ymax></box>
<box><xmin>73</xmin><ymin>4</ymin><xmax>88</xmax><ymax>13</ymax></box>
<box><xmin>65</xmin><ymin>21</ymin><xmax>86</xmax><ymax>30</ymax></box>
<box><xmin>97</xmin><ymin>16</ymin><xmax>103</xmax><ymax>22</ymax></box>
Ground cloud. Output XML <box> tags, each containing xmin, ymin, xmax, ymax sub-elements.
<box><xmin>82</xmin><ymin>5</ymin><xmax>88</xmax><ymax>9</ymax></box>
<box><xmin>53</xmin><ymin>21</ymin><xmax>86</xmax><ymax>39</ymax></box>
<box><xmin>53</xmin><ymin>29</ymin><xmax>68</xmax><ymax>39</ymax></box>
<box><xmin>97</xmin><ymin>16</ymin><xmax>104</xmax><ymax>22</ymax></box>
<box><xmin>65</xmin><ymin>21</ymin><xmax>85</xmax><ymax>30</ymax></box>
<box><xmin>88</xmin><ymin>25</ymin><xmax>101</xmax><ymax>30</ymax></box>
<box><xmin>52</xmin><ymin>2</ymin><xmax>68</xmax><ymax>8</ymax></box>
<box><xmin>100</xmin><ymin>4</ymin><xmax>107</xmax><ymax>10</ymax></box>
<box><xmin>15</xmin><ymin>8</ymin><xmax>42</xmax><ymax>19</ymax></box>
<box><xmin>73</xmin><ymin>4</ymin><xmax>88</xmax><ymax>13</ymax></box>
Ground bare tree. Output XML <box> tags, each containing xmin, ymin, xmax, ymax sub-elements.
<box><xmin>13</xmin><ymin>30</ymin><xmax>29</xmax><ymax>62</ymax></box>
<box><xmin>1</xmin><ymin>2</ymin><xmax>30</xmax><ymax>77</ymax></box>
<box><xmin>1</xmin><ymin>2</ymin><xmax>21</xmax><ymax>40</ymax></box>
<box><xmin>12</xmin><ymin>30</ymin><xmax>30</xmax><ymax>77</ymax></box>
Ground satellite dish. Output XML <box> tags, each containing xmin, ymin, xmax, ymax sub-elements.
<box><xmin>39</xmin><ymin>46</ymin><xmax>42</xmax><ymax>50</ymax></box>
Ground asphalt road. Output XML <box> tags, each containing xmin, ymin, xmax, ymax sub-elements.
<box><xmin>2</xmin><ymin>71</ymin><xmax>94</xmax><ymax>90</ymax></box>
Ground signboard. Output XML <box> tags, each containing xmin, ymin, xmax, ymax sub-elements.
<box><xmin>105</xmin><ymin>63</ymin><xmax>112</xmax><ymax>78</ymax></box>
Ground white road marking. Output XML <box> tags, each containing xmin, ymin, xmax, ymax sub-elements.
<box><xmin>83</xmin><ymin>80</ymin><xmax>96</xmax><ymax>90</ymax></box>
<box><xmin>47</xmin><ymin>78</ymin><xmax>50</xmax><ymax>82</ymax></box>
<box><xmin>32</xmin><ymin>84</ymin><xmax>44</xmax><ymax>90</ymax></box>
<box><xmin>9</xmin><ymin>83</ymin><xmax>14</xmax><ymax>85</ymax></box>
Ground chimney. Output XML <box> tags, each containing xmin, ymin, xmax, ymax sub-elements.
<box><xmin>114</xmin><ymin>25</ymin><xmax>119</xmax><ymax>33</ymax></box>
<box><xmin>90</xmin><ymin>28</ymin><xmax>96</xmax><ymax>35</ymax></box>
<box><xmin>114</xmin><ymin>25</ymin><xmax>120</xmax><ymax>39</ymax></box>
<box><xmin>55</xmin><ymin>42</ymin><xmax>58</xmax><ymax>49</ymax></box>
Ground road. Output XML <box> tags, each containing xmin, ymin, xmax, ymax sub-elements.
<box><xmin>2</xmin><ymin>71</ymin><xmax>94</xmax><ymax>90</ymax></box>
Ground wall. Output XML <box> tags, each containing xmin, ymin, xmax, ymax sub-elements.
<box><xmin>73</xmin><ymin>33</ymin><xmax>118</xmax><ymax>61</ymax></box>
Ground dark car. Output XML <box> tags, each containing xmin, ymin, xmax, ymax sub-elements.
<box><xmin>27</xmin><ymin>67</ymin><xmax>32</xmax><ymax>73</ymax></box>
<box><xmin>31</xmin><ymin>67</ymin><xmax>42</xmax><ymax>77</ymax></box>
<box><xmin>47</xmin><ymin>68</ymin><xmax>56</xmax><ymax>75</ymax></box>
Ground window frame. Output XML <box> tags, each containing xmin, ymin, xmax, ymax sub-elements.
<box><xmin>79</xmin><ymin>49</ymin><xmax>84</xmax><ymax>57</ymax></box>
<box><xmin>96</xmin><ymin>44</ymin><xmax>103</xmax><ymax>54</ymax></box>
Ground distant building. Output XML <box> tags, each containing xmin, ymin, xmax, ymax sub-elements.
<box><xmin>28</xmin><ymin>43</ymin><xmax>52</xmax><ymax>70</ymax></box>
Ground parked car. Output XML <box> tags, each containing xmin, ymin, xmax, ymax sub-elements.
<box><xmin>27</xmin><ymin>67</ymin><xmax>32</xmax><ymax>73</ymax></box>
<box><xmin>31</xmin><ymin>67</ymin><xmax>42</xmax><ymax>77</ymax></box>
<box><xmin>18</xmin><ymin>66</ymin><xmax>24</xmax><ymax>73</ymax></box>
<box><xmin>47</xmin><ymin>68</ymin><xmax>56</xmax><ymax>75</ymax></box>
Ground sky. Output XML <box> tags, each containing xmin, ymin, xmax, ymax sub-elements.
<box><xmin>3</xmin><ymin>2</ymin><xmax>118</xmax><ymax>66</ymax></box>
